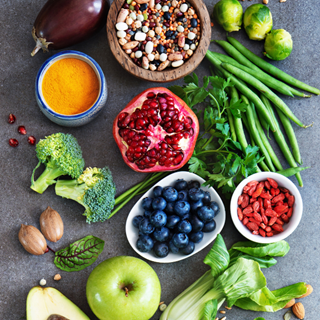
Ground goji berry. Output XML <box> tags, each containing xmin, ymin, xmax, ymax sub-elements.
<box><xmin>243</xmin><ymin>217</ymin><xmax>249</xmax><ymax>225</ymax></box>
<box><xmin>237</xmin><ymin>208</ymin><xmax>243</xmax><ymax>221</ymax></box>
<box><xmin>248</xmin><ymin>185</ymin><xmax>257</xmax><ymax>196</ymax></box>
<box><xmin>263</xmin><ymin>199</ymin><xmax>271</xmax><ymax>209</ymax></box>
<box><xmin>276</xmin><ymin>218</ymin><xmax>284</xmax><ymax>226</ymax></box>
<box><xmin>275</xmin><ymin>188</ymin><xmax>280</xmax><ymax>195</ymax></box>
<box><xmin>267</xmin><ymin>178</ymin><xmax>278</xmax><ymax>188</ymax></box>
<box><xmin>265</xmin><ymin>209</ymin><xmax>277</xmax><ymax>217</ymax></box>
<box><xmin>238</xmin><ymin>195</ymin><xmax>243</xmax><ymax>206</ymax></box>
<box><xmin>260</xmin><ymin>223</ymin><xmax>266</xmax><ymax>229</ymax></box>
<box><xmin>260</xmin><ymin>191</ymin><xmax>272</xmax><ymax>199</ymax></box>
<box><xmin>285</xmin><ymin>192</ymin><xmax>291</xmax><ymax>199</ymax></box>
<box><xmin>287</xmin><ymin>207</ymin><xmax>293</xmax><ymax>218</ymax></box>
<box><xmin>252</xmin><ymin>201</ymin><xmax>260</xmax><ymax>212</ymax></box>
<box><xmin>243</xmin><ymin>186</ymin><xmax>250</xmax><ymax>193</ymax></box>
<box><xmin>261</xmin><ymin>206</ymin><xmax>265</xmax><ymax>215</ymax></box>
<box><xmin>253</xmin><ymin>212</ymin><xmax>262</xmax><ymax>222</ymax></box>
<box><xmin>272</xmin><ymin>224</ymin><xmax>284</xmax><ymax>232</ymax></box>
<box><xmin>271</xmin><ymin>188</ymin><xmax>276</xmax><ymax>197</ymax></box>
<box><xmin>288</xmin><ymin>195</ymin><xmax>295</xmax><ymax>207</ymax></box>
<box><xmin>275</xmin><ymin>200</ymin><xmax>284</xmax><ymax>207</ymax></box>
<box><xmin>259</xmin><ymin>229</ymin><xmax>266</xmax><ymax>237</ymax></box>
<box><xmin>265</xmin><ymin>180</ymin><xmax>271</xmax><ymax>190</ymax></box>
<box><xmin>241</xmin><ymin>194</ymin><xmax>249</xmax><ymax>208</ymax></box>
<box><xmin>265</xmin><ymin>226</ymin><xmax>272</xmax><ymax>232</ymax></box>
<box><xmin>279</xmin><ymin>187</ymin><xmax>290</xmax><ymax>193</ymax></box>
<box><xmin>266</xmin><ymin>232</ymin><xmax>274</xmax><ymax>237</ymax></box>
<box><xmin>271</xmin><ymin>193</ymin><xmax>285</xmax><ymax>204</ymax></box>
<box><xmin>247</xmin><ymin>180</ymin><xmax>259</xmax><ymax>187</ymax></box>
<box><xmin>268</xmin><ymin>216</ymin><xmax>277</xmax><ymax>226</ymax></box>
<box><xmin>274</xmin><ymin>204</ymin><xmax>288</xmax><ymax>214</ymax></box>
<box><xmin>252</xmin><ymin>230</ymin><xmax>259</xmax><ymax>235</ymax></box>
<box><xmin>250</xmin><ymin>197</ymin><xmax>257</xmax><ymax>204</ymax></box>
<box><xmin>252</xmin><ymin>187</ymin><xmax>264</xmax><ymax>198</ymax></box>
<box><xmin>281</xmin><ymin>214</ymin><xmax>289</xmax><ymax>223</ymax></box>
<box><xmin>262</xmin><ymin>214</ymin><xmax>268</xmax><ymax>225</ymax></box>
<box><xmin>243</xmin><ymin>206</ymin><xmax>253</xmax><ymax>214</ymax></box>
<box><xmin>246</xmin><ymin>222</ymin><xmax>259</xmax><ymax>231</ymax></box>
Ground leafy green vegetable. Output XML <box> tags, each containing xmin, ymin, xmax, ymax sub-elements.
<box><xmin>54</xmin><ymin>235</ymin><xmax>104</xmax><ymax>272</ymax></box>
<box><xmin>170</xmin><ymin>73</ymin><xmax>263</xmax><ymax>194</ymax></box>
<box><xmin>202</xmin><ymin>300</ymin><xmax>218</xmax><ymax>320</ymax></box>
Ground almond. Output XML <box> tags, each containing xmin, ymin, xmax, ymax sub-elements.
<box><xmin>292</xmin><ymin>302</ymin><xmax>305</xmax><ymax>320</ymax></box>
<box><xmin>284</xmin><ymin>298</ymin><xmax>295</xmax><ymax>308</ymax></box>
<box><xmin>298</xmin><ymin>284</ymin><xmax>313</xmax><ymax>299</ymax></box>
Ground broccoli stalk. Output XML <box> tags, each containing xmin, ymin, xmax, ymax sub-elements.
<box><xmin>55</xmin><ymin>167</ymin><xmax>116</xmax><ymax>224</ymax></box>
<box><xmin>31</xmin><ymin>133</ymin><xmax>85</xmax><ymax>194</ymax></box>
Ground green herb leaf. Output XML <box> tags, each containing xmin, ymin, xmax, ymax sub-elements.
<box><xmin>54</xmin><ymin>235</ymin><xmax>104</xmax><ymax>272</ymax></box>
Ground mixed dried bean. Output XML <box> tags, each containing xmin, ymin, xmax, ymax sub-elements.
<box><xmin>116</xmin><ymin>0</ymin><xmax>201</xmax><ymax>71</ymax></box>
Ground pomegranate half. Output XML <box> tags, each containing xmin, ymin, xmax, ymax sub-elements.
<box><xmin>113</xmin><ymin>88</ymin><xmax>199</xmax><ymax>172</ymax></box>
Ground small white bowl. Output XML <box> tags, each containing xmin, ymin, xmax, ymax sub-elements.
<box><xmin>230</xmin><ymin>172</ymin><xmax>303</xmax><ymax>244</ymax></box>
<box><xmin>35</xmin><ymin>50</ymin><xmax>107</xmax><ymax>127</ymax></box>
<box><xmin>125</xmin><ymin>171</ymin><xmax>226</xmax><ymax>263</ymax></box>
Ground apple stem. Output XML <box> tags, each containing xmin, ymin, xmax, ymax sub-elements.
<box><xmin>125</xmin><ymin>287</ymin><xmax>129</xmax><ymax>297</ymax></box>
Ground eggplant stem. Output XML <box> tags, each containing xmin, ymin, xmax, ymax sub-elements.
<box><xmin>31</xmin><ymin>26</ymin><xmax>53</xmax><ymax>56</ymax></box>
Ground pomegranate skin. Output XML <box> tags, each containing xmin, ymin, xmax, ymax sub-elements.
<box><xmin>113</xmin><ymin>87</ymin><xmax>200</xmax><ymax>173</ymax></box>
<box><xmin>31</xmin><ymin>0</ymin><xmax>109</xmax><ymax>56</ymax></box>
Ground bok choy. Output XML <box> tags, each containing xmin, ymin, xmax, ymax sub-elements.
<box><xmin>160</xmin><ymin>235</ymin><xmax>307</xmax><ymax>320</ymax></box>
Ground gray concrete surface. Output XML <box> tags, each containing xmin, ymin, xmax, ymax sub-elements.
<box><xmin>0</xmin><ymin>0</ymin><xmax>319</xmax><ymax>319</ymax></box>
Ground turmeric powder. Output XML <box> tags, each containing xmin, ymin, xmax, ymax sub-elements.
<box><xmin>42</xmin><ymin>58</ymin><xmax>100</xmax><ymax>115</ymax></box>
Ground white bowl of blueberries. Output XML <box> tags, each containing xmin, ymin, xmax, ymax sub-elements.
<box><xmin>125</xmin><ymin>171</ymin><xmax>226</xmax><ymax>263</ymax></box>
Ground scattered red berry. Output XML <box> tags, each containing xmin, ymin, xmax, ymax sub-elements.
<box><xmin>18</xmin><ymin>125</ymin><xmax>27</xmax><ymax>135</ymax></box>
<box><xmin>28</xmin><ymin>136</ymin><xmax>36</xmax><ymax>145</ymax></box>
<box><xmin>9</xmin><ymin>138</ymin><xmax>19</xmax><ymax>147</ymax></box>
<box><xmin>8</xmin><ymin>113</ymin><xmax>16</xmax><ymax>124</ymax></box>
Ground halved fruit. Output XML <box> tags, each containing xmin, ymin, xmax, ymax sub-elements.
<box><xmin>26</xmin><ymin>286</ymin><xmax>89</xmax><ymax>320</ymax></box>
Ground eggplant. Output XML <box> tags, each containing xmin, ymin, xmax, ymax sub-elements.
<box><xmin>31</xmin><ymin>0</ymin><xmax>109</xmax><ymax>56</ymax></box>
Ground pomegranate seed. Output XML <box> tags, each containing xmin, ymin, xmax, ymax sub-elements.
<box><xmin>28</xmin><ymin>136</ymin><xmax>36</xmax><ymax>145</ymax></box>
<box><xmin>8</xmin><ymin>113</ymin><xmax>16</xmax><ymax>124</ymax></box>
<box><xmin>9</xmin><ymin>138</ymin><xmax>19</xmax><ymax>147</ymax></box>
<box><xmin>18</xmin><ymin>125</ymin><xmax>27</xmax><ymax>135</ymax></box>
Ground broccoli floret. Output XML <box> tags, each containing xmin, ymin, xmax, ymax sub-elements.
<box><xmin>31</xmin><ymin>133</ymin><xmax>85</xmax><ymax>194</ymax></box>
<box><xmin>55</xmin><ymin>167</ymin><xmax>116</xmax><ymax>223</ymax></box>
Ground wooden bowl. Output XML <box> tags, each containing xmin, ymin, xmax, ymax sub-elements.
<box><xmin>107</xmin><ymin>0</ymin><xmax>211</xmax><ymax>83</ymax></box>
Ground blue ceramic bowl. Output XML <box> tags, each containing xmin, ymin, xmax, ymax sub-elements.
<box><xmin>35</xmin><ymin>50</ymin><xmax>107</xmax><ymax>127</ymax></box>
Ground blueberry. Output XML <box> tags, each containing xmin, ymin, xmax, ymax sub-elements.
<box><xmin>153</xmin><ymin>242</ymin><xmax>169</xmax><ymax>258</ymax></box>
<box><xmin>174</xmin><ymin>179</ymin><xmax>188</xmax><ymax>191</ymax></box>
<box><xmin>177</xmin><ymin>190</ymin><xmax>188</xmax><ymax>201</ymax></box>
<box><xmin>174</xmin><ymin>201</ymin><xmax>190</xmax><ymax>217</ymax></box>
<box><xmin>177</xmin><ymin>220</ymin><xmax>192</xmax><ymax>234</ymax></box>
<box><xmin>180</xmin><ymin>241</ymin><xmax>195</xmax><ymax>255</ymax></box>
<box><xmin>154</xmin><ymin>226</ymin><xmax>170</xmax><ymax>242</ymax></box>
<box><xmin>165</xmin><ymin>202</ymin><xmax>175</xmax><ymax>214</ymax></box>
<box><xmin>187</xmin><ymin>180</ymin><xmax>201</xmax><ymax>190</ymax></box>
<box><xmin>153</xmin><ymin>186</ymin><xmax>163</xmax><ymax>197</ymax></box>
<box><xmin>163</xmin><ymin>12</ymin><xmax>171</xmax><ymax>20</ymax></box>
<box><xmin>190</xmin><ymin>214</ymin><xmax>204</xmax><ymax>232</ymax></box>
<box><xmin>139</xmin><ymin>3</ymin><xmax>148</xmax><ymax>11</ymax></box>
<box><xmin>203</xmin><ymin>220</ymin><xmax>216</xmax><ymax>233</ymax></box>
<box><xmin>209</xmin><ymin>201</ymin><xmax>220</xmax><ymax>215</ymax></box>
<box><xmin>142</xmin><ymin>197</ymin><xmax>153</xmax><ymax>210</ymax></box>
<box><xmin>162</xmin><ymin>186</ymin><xmax>178</xmax><ymax>202</ymax></box>
<box><xmin>157</xmin><ymin>44</ymin><xmax>165</xmax><ymax>54</ymax></box>
<box><xmin>144</xmin><ymin>210</ymin><xmax>152</xmax><ymax>218</ymax></box>
<box><xmin>166</xmin><ymin>215</ymin><xmax>180</xmax><ymax>229</ymax></box>
<box><xmin>189</xmin><ymin>231</ymin><xmax>204</xmax><ymax>243</ymax></box>
<box><xmin>190</xmin><ymin>199</ymin><xmax>203</xmax><ymax>213</ymax></box>
<box><xmin>150</xmin><ymin>210</ymin><xmax>167</xmax><ymax>227</ymax></box>
<box><xmin>136</xmin><ymin>235</ymin><xmax>154</xmax><ymax>252</ymax></box>
<box><xmin>169</xmin><ymin>240</ymin><xmax>180</xmax><ymax>253</ymax></box>
<box><xmin>152</xmin><ymin>197</ymin><xmax>167</xmax><ymax>211</ymax></box>
<box><xmin>185</xmin><ymin>38</ymin><xmax>193</xmax><ymax>45</ymax></box>
<box><xmin>181</xmin><ymin>212</ymin><xmax>190</xmax><ymax>220</ymax></box>
<box><xmin>190</xmin><ymin>18</ymin><xmax>198</xmax><ymax>28</ymax></box>
<box><xmin>197</xmin><ymin>206</ymin><xmax>216</xmax><ymax>222</ymax></box>
<box><xmin>172</xmin><ymin>233</ymin><xmax>189</xmax><ymax>248</ymax></box>
<box><xmin>133</xmin><ymin>215</ymin><xmax>143</xmax><ymax>228</ymax></box>
<box><xmin>188</xmin><ymin>188</ymin><xmax>204</xmax><ymax>202</ymax></box>
<box><xmin>139</xmin><ymin>218</ymin><xmax>155</xmax><ymax>234</ymax></box>
<box><xmin>202</xmin><ymin>191</ymin><xmax>211</xmax><ymax>205</ymax></box>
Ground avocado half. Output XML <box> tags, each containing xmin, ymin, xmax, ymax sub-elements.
<box><xmin>26</xmin><ymin>286</ymin><xmax>90</xmax><ymax>320</ymax></box>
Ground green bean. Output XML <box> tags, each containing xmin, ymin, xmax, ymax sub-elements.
<box><xmin>212</xmin><ymin>46</ymin><xmax>310</xmax><ymax>98</ymax></box>
<box><xmin>227</xmin><ymin>37</ymin><xmax>320</xmax><ymax>95</ymax></box>
<box><xmin>275</xmin><ymin>107</ymin><xmax>302</xmax><ymax>165</ymax></box>
<box><xmin>241</xmin><ymin>95</ymin><xmax>275</xmax><ymax>172</ymax></box>
<box><xmin>221</xmin><ymin>62</ymin><xmax>306</xmax><ymax>128</ymax></box>
<box><xmin>277</xmin><ymin>166</ymin><xmax>310</xmax><ymax>177</ymax></box>
<box><xmin>251</xmin><ymin>103</ymin><xmax>283</xmax><ymax>171</ymax></box>
<box><xmin>260</xmin><ymin>95</ymin><xmax>303</xmax><ymax>186</ymax></box>
<box><xmin>205</xmin><ymin>51</ymin><xmax>276</xmax><ymax>132</ymax></box>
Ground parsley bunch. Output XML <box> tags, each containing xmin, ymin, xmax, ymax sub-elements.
<box><xmin>170</xmin><ymin>73</ymin><xmax>263</xmax><ymax>194</ymax></box>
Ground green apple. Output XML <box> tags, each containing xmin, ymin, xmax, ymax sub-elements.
<box><xmin>26</xmin><ymin>286</ymin><xmax>90</xmax><ymax>320</ymax></box>
<box><xmin>86</xmin><ymin>256</ymin><xmax>161</xmax><ymax>320</ymax></box>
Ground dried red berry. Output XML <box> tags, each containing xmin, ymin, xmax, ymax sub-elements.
<box><xmin>28</xmin><ymin>136</ymin><xmax>36</xmax><ymax>145</ymax></box>
<box><xmin>9</xmin><ymin>138</ymin><xmax>19</xmax><ymax>147</ymax></box>
<box><xmin>8</xmin><ymin>113</ymin><xmax>16</xmax><ymax>124</ymax></box>
<box><xmin>18</xmin><ymin>125</ymin><xmax>27</xmax><ymax>135</ymax></box>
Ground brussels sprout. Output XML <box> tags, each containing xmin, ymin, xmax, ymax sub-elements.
<box><xmin>212</xmin><ymin>0</ymin><xmax>243</xmax><ymax>32</ymax></box>
<box><xmin>264</xmin><ymin>29</ymin><xmax>293</xmax><ymax>61</ymax></box>
<box><xmin>243</xmin><ymin>4</ymin><xmax>273</xmax><ymax>40</ymax></box>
